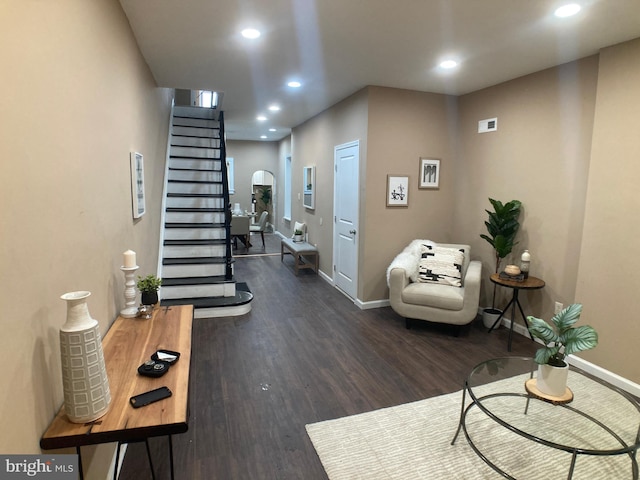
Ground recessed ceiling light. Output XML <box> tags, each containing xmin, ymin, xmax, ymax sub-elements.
<box><xmin>287</xmin><ymin>81</ymin><xmax>302</xmax><ymax>88</ymax></box>
<box><xmin>241</xmin><ymin>28</ymin><xmax>261</xmax><ymax>39</ymax></box>
<box><xmin>269</xmin><ymin>128</ymin><xmax>277</xmax><ymax>132</ymax></box>
<box><xmin>256</xmin><ymin>115</ymin><xmax>267</xmax><ymax>121</ymax></box>
<box><xmin>439</xmin><ymin>60</ymin><xmax>458</xmax><ymax>69</ymax></box>
<box><xmin>260</xmin><ymin>135</ymin><xmax>268</xmax><ymax>139</ymax></box>
<box><xmin>268</xmin><ymin>105</ymin><xmax>281</xmax><ymax>112</ymax></box>
<box><xmin>554</xmin><ymin>4</ymin><xmax>581</xmax><ymax>17</ymax></box>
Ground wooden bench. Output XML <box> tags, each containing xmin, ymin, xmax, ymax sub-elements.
<box><xmin>281</xmin><ymin>238</ymin><xmax>319</xmax><ymax>275</ymax></box>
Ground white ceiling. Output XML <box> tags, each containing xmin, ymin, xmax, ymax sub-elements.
<box><xmin>119</xmin><ymin>0</ymin><xmax>640</xmax><ymax>141</ymax></box>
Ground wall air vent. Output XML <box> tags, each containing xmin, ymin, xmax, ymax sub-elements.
<box><xmin>478</xmin><ymin>117</ymin><xmax>498</xmax><ymax>133</ymax></box>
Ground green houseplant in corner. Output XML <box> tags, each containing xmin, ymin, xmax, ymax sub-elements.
<box><xmin>528</xmin><ymin>303</ymin><xmax>598</xmax><ymax>396</ymax></box>
<box><xmin>480</xmin><ymin>198</ymin><xmax>522</xmax><ymax>328</ymax></box>
<box><xmin>136</xmin><ymin>274</ymin><xmax>162</xmax><ymax>306</ymax></box>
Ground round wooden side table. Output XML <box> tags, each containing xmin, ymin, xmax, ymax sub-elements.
<box><xmin>488</xmin><ymin>273</ymin><xmax>545</xmax><ymax>351</ymax></box>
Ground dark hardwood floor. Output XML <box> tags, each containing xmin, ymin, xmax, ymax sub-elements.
<box><xmin>118</xmin><ymin>253</ymin><xmax>537</xmax><ymax>479</ymax></box>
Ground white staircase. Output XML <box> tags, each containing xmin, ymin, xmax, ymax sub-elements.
<box><xmin>160</xmin><ymin>106</ymin><xmax>252</xmax><ymax>318</ymax></box>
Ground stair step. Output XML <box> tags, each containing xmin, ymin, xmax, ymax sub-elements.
<box><xmin>173</xmin><ymin>106</ymin><xmax>219</xmax><ymax>120</ymax></box>
<box><xmin>170</xmin><ymin>146</ymin><xmax>220</xmax><ymax>159</ymax></box>
<box><xmin>164</xmin><ymin>227</ymin><xmax>226</xmax><ymax>241</ymax></box>
<box><xmin>166</xmin><ymin>207</ymin><xmax>224</xmax><ymax>213</ymax></box>
<box><xmin>162</xmin><ymin>262</ymin><xmax>227</xmax><ymax>278</ymax></box>
<box><xmin>164</xmin><ymin>239</ymin><xmax>226</xmax><ymax>246</ymax></box>
<box><xmin>166</xmin><ymin>196</ymin><xmax>224</xmax><ymax>210</ymax></box>
<box><xmin>163</xmin><ymin>257</ymin><xmax>227</xmax><ymax>265</ymax></box>
<box><xmin>162</xmin><ymin>291</ymin><xmax>253</xmax><ymax>309</ymax></box>
<box><xmin>161</xmin><ymin>275</ymin><xmax>228</xmax><ymax>286</ymax></box>
<box><xmin>167</xmin><ymin>183</ymin><xmax>224</xmax><ymax>195</ymax></box>
<box><xmin>172</xmin><ymin>125</ymin><xmax>220</xmax><ymax>138</ymax></box>
<box><xmin>165</xmin><ymin>211</ymin><xmax>225</xmax><ymax>224</ymax></box>
<box><xmin>168</xmin><ymin>179</ymin><xmax>222</xmax><ymax>185</ymax></box>
<box><xmin>169</xmin><ymin>158</ymin><xmax>221</xmax><ymax>171</ymax></box>
<box><xmin>162</xmin><ymin>282</ymin><xmax>232</xmax><ymax>300</ymax></box>
<box><xmin>171</xmin><ymin>136</ymin><xmax>221</xmax><ymax>149</ymax></box>
<box><xmin>163</xmin><ymin>244</ymin><xmax>226</xmax><ymax>258</ymax></box>
<box><xmin>172</xmin><ymin>117</ymin><xmax>219</xmax><ymax>129</ymax></box>
<box><xmin>168</xmin><ymin>169</ymin><xmax>222</xmax><ymax>182</ymax></box>
<box><xmin>165</xmin><ymin>222</ymin><xmax>226</xmax><ymax>229</ymax></box>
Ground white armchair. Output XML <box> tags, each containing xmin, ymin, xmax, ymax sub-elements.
<box><xmin>387</xmin><ymin>240</ymin><xmax>482</xmax><ymax>333</ymax></box>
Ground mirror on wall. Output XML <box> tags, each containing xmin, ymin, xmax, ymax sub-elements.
<box><xmin>251</xmin><ymin>170</ymin><xmax>274</xmax><ymax>232</ymax></box>
<box><xmin>303</xmin><ymin>166</ymin><xmax>315</xmax><ymax>209</ymax></box>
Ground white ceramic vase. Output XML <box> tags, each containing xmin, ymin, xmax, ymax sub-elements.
<box><xmin>60</xmin><ymin>291</ymin><xmax>111</xmax><ymax>423</ymax></box>
<box><xmin>536</xmin><ymin>362</ymin><xmax>569</xmax><ymax>397</ymax></box>
<box><xmin>482</xmin><ymin>308</ymin><xmax>502</xmax><ymax>329</ymax></box>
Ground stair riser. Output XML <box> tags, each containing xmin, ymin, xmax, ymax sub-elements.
<box><xmin>163</xmin><ymin>245</ymin><xmax>226</xmax><ymax>258</ymax></box>
<box><xmin>172</xmin><ymin>117</ymin><xmax>218</xmax><ymax>129</ymax></box>
<box><xmin>162</xmin><ymin>263</ymin><xmax>226</xmax><ymax>278</ymax></box>
<box><xmin>167</xmin><ymin>183</ymin><xmax>223</xmax><ymax>195</ymax></box>
<box><xmin>164</xmin><ymin>228</ymin><xmax>226</xmax><ymax>241</ymax></box>
<box><xmin>166</xmin><ymin>196</ymin><xmax>224</xmax><ymax>209</ymax></box>
<box><xmin>171</xmin><ymin>146</ymin><xmax>219</xmax><ymax>159</ymax></box>
<box><xmin>169</xmin><ymin>159</ymin><xmax>221</xmax><ymax>171</ymax></box>
<box><xmin>172</xmin><ymin>125</ymin><xmax>220</xmax><ymax>138</ymax></box>
<box><xmin>171</xmin><ymin>136</ymin><xmax>221</xmax><ymax>149</ymax></box>
<box><xmin>165</xmin><ymin>212</ymin><xmax>226</xmax><ymax>224</ymax></box>
<box><xmin>173</xmin><ymin>106</ymin><xmax>218</xmax><ymax>120</ymax></box>
<box><xmin>161</xmin><ymin>283</ymin><xmax>232</xmax><ymax>299</ymax></box>
<box><xmin>168</xmin><ymin>170</ymin><xmax>222</xmax><ymax>182</ymax></box>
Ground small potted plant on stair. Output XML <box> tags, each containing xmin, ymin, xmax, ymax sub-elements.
<box><xmin>480</xmin><ymin>198</ymin><xmax>522</xmax><ymax>328</ymax></box>
<box><xmin>136</xmin><ymin>274</ymin><xmax>162</xmax><ymax>306</ymax></box>
<box><xmin>527</xmin><ymin>303</ymin><xmax>598</xmax><ymax>397</ymax></box>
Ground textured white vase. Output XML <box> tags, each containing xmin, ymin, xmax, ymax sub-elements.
<box><xmin>536</xmin><ymin>362</ymin><xmax>569</xmax><ymax>397</ymax></box>
<box><xmin>60</xmin><ymin>291</ymin><xmax>111</xmax><ymax>423</ymax></box>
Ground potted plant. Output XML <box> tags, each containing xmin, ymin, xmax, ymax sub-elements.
<box><xmin>480</xmin><ymin>198</ymin><xmax>522</xmax><ymax>328</ymax></box>
<box><xmin>293</xmin><ymin>229</ymin><xmax>304</xmax><ymax>242</ymax></box>
<box><xmin>527</xmin><ymin>303</ymin><xmax>598</xmax><ymax>396</ymax></box>
<box><xmin>136</xmin><ymin>274</ymin><xmax>162</xmax><ymax>306</ymax></box>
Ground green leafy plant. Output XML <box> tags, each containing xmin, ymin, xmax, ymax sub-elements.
<box><xmin>260</xmin><ymin>186</ymin><xmax>272</xmax><ymax>206</ymax></box>
<box><xmin>480</xmin><ymin>198</ymin><xmax>522</xmax><ymax>307</ymax></box>
<box><xmin>136</xmin><ymin>274</ymin><xmax>162</xmax><ymax>293</ymax></box>
<box><xmin>527</xmin><ymin>304</ymin><xmax>598</xmax><ymax>367</ymax></box>
<box><xmin>294</xmin><ymin>229</ymin><xmax>303</xmax><ymax>236</ymax></box>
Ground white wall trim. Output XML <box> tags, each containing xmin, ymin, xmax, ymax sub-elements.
<box><xmin>357</xmin><ymin>298</ymin><xmax>390</xmax><ymax>310</ymax></box>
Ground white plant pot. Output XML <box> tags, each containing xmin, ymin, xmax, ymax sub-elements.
<box><xmin>482</xmin><ymin>308</ymin><xmax>502</xmax><ymax>329</ymax></box>
<box><xmin>294</xmin><ymin>234</ymin><xmax>303</xmax><ymax>242</ymax></box>
<box><xmin>536</xmin><ymin>363</ymin><xmax>569</xmax><ymax>397</ymax></box>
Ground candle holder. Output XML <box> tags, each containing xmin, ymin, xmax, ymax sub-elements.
<box><xmin>120</xmin><ymin>265</ymin><xmax>139</xmax><ymax>318</ymax></box>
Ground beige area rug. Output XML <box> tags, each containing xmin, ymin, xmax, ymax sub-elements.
<box><xmin>306</xmin><ymin>372</ymin><xmax>638</xmax><ymax>479</ymax></box>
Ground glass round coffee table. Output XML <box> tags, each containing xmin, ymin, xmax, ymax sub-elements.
<box><xmin>451</xmin><ymin>357</ymin><xmax>640</xmax><ymax>479</ymax></box>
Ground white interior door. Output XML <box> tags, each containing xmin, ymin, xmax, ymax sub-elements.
<box><xmin>333</xmin><ymin>141</ymin><xmax>359</xmax><ymax>299</ymax></box>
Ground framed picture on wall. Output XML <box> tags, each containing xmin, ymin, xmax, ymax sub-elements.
<box><xmin>386</xmin><ymin>175</ymin><xmax>409</xmax><ymax>207</ymax></box>
<box><xmin>419</xmin><ymin>158</ymin><xmax>440</xmax><ymax>189</ymax></box>
<box><xmin>130</xmin><ymin>152</ymin><xmax>145</xmax><ymax>218</ymax></box>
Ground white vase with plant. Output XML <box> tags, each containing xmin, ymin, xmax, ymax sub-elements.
<box><xmin>527</xmin><ymin>303</ymin><xmax>598</xmax><ymax>397</ymax></box>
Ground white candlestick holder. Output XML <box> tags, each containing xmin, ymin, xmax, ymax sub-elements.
<box><xmin>120</xmin><ymin>265</ymin><xmax>139</xmax><ymax>318</ymax></box>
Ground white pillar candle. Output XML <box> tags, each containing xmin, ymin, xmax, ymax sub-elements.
<box><xmin>123</xmin><ymin>250</ymin><xmax>136</xmax><ymax>268</ymax></box>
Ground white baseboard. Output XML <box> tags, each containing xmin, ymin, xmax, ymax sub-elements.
<box><xmin>357</xmin><ymin>298</ymin><xmax>390</xmax><ymax>310</ymax></box>
<box><xmin>479</xmin><ymin>307</ymin><xmax>640</xmax><ymax>398</ymax></box>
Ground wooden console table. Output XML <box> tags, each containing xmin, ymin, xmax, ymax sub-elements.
<box><xmin>40</xmin><ymin>304</ymin><xmax>193</xmax><ymax>480</ymax></box>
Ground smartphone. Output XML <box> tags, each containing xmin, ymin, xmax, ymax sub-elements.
<box><xmin>130</xmin><ymin>386</ymin><xmax>172</xmax><ymax>408</ymax></box>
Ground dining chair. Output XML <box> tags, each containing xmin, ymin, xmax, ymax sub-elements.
<box><xmin>250</xmin><ymin>211</ymin><xmax>269</xmax><ymax>248</ymax></box>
